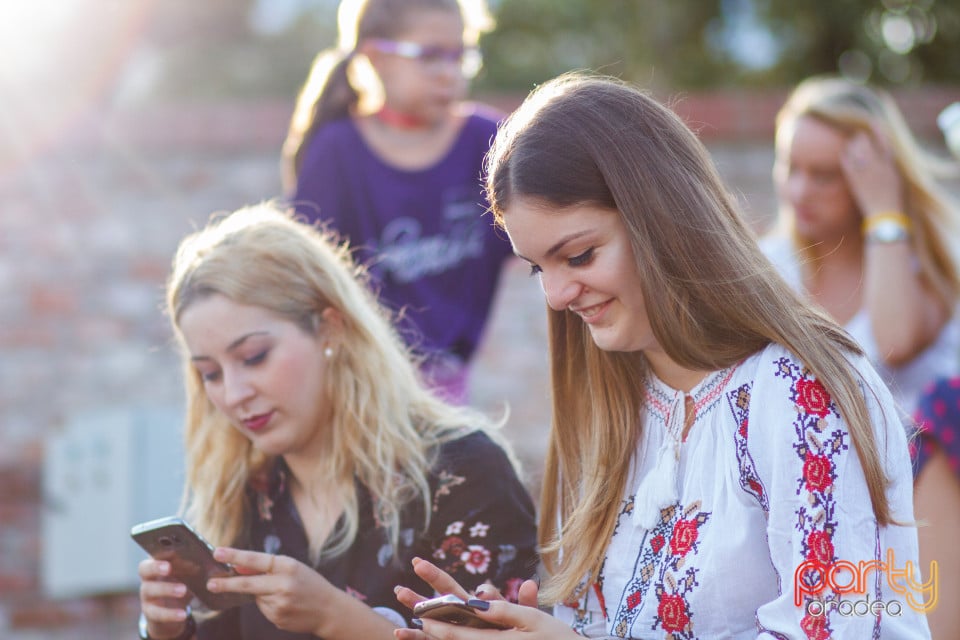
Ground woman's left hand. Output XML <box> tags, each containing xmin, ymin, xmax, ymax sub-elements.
<box><xmin>394</xmin><ymin>556</ymin><xmax>474</xmax><ymax>613</ymax></box>
<box><xmin>208</xmin><ymin>547</ymin><xmax>332</xmax><ymax>635</ymax></box>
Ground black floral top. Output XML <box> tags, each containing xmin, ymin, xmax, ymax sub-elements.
<box><xmin>197</xmin><ymin>430</ymin><xmax>538</xmax><ymax>639</ymax></box>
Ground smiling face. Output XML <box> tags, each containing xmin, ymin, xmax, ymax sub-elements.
<box><xmin>774</xmin><ymin>115</ymin><xmax>860</xmax><ymax>242</ymax></box>
<box><xmin>177</xmin><ymin>294</ymin><xmax>335</xmax><ymax>459</ymax></box>
<box><xmin>503</xmin><ymin>197</ymin><xmax>658</xmax><ymax>355</ymax></box>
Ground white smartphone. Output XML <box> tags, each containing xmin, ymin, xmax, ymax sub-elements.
<box><xmin>412</xmin><ymin>593</ymin><xmax>509</xmax><ymax>630</ymax></box>
<box><xmin>130</xmin><ymin>516</ymin><xmax>255</xmax><ymax>610</ymax></box>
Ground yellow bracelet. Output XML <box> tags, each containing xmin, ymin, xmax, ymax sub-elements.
<box><xmin>862</xmin><ymin>211</ymin><xmax>912</xmax><ymax>235</ymax></box>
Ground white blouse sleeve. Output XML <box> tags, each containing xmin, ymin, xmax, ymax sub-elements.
<box><xmin>553</xmin><ymin>600</ymin><xmax>611</xmax><ymax>638</ymax></box>
<box><xmin>747</xmin><ymin>348</ymin><xmax>931</xmax><ymax>639</ymax></box>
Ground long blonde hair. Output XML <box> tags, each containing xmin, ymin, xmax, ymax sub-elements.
<box><xmin>167</xmin><ymin>203</ymin><xmax>504</xmax><ymax>562</ymax></box>
<box><xmin>280</xmin><ymin>0</ymin><xmax>492</xmax><ymax>191</ymax></box>
<box><xmin>486</xmin><ymin>73</ymin><xmax>889</xmax><ymax>605</ymax></box>
<box><xmin>775</xmin><ymin>75</ymin><xmax>960</xmax><ymax>309</ymax></box>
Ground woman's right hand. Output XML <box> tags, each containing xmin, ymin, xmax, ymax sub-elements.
<box><xmin>138</xmin><ymin>557</ymin><xmax>194</xmax><ymax>639</ymax></box>
<box><xmin>395</xmin><ymin>557</ymin><xmax>540</xmax><ymax>609</ymax></box>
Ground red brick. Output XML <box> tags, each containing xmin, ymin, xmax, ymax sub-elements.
<box><xmin>0</xmin><ymin>573</ymin><xmax>35</xmax><ymax>594</ymax></box>
<box><xmin>74</xmin><ymin>317</ymin><xmax>130</xmax><ymax>343</ymax></box>
<box><xmin>130</xmin><ymin>257</ymin><xmax>170</xmax><ymax>282</ymax></box>
<box><xmin>28</xmin><ymin>286</ymin><xmax>78</xmax><ymax>315</ymax></box>
<box><xmin>8</xmin><ymin>592</ymin><xmax>141</xmax><ymax>630</ymax></box>
<box><xmin>10</xmin><ymin>598</ymin><xmax>102</xmax><ymax>628</ymax></box>
<box><xmin>0</xmin><ymin>505</ymin><xmax>42</xmax><ymax>593</ymax></box>
<box><xmin>103</xmin><ymin>592</ymin><xmax>142</xmax><ymax>619</ymax></box>
<box><xmin>0</xmin><ymin>465</ymin><xmax>40</xmax><ymax>503</ymax></box>
<box><xmin>0</xmin><ymin>325</ymin><xmax>58</xmax><ymax>348</ymax></box>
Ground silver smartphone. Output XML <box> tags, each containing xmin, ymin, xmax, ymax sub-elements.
<box><xmin>130</xmin><ymin>516</ymin><xmax>255</xmax><ymax>610</ymax></box>
<box><xmin>412</xmin><ymin>594</ymin><xmax>509</xmax><ymax>630</ymax></box>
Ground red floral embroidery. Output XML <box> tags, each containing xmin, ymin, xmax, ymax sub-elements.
<box><xmin>613</xmin><ymin>503</ymin><xmax>708</xmax><ymax>637</ymax></box>
<box><xmin>731</xmin><ymin>384</ymin><xmax>768</xmax><ymax>511</ymax></box>
<box><xmin>657</xmin><ymin>593</ymin><xmax>690</xmax><ymax>633</ymax></box>
<box><xmin>669</xmin><ymin>519</ymin><xmax>699</xmax><ymax>557</ymax></box>
<box><xmin>796</xmin><ymin>378</ymin><xmax>831</xmax><ymax>417</ymax></box>
<box><xmin>806</xmin><ymin>531</ymin><xmax>835</xmax><ymax>565</ymax></box>
<box><xmin>803</xmin><ymin>452</ymin><xmax>833</xmax><ymax>492</ymax></box>
<box><xmin>777</xmin><ymin>358</ymin><xmax>847</xmax><ymax>635</ymax></box>
<box><xmin>650</xmin><ymin>534</ymin><xmax>666</xmax><ymax>553</ymax></box>
<box><xmin>800</xmin><ymin>611</ymin><xmax>830</xmax><ymax>640</ymax></box>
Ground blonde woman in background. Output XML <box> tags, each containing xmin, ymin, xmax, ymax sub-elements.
<box><xmin>135</xmin><ymin>204</ymin><xmax>536</xmax><ymax>640</ymax></box>
<box><xmin>394</xmin><ymin>73</ymin><xmax>930</xmax><ymax>639</ymax></box>
<box><xmin>761</xmin><ymin>77</ymin><xmax>960</xmax><ymax>638</ymax></box>
<box><xmin>761</xmin><ymin>75</ymin><xmax>960</xmax><ymax>419</ymax></box>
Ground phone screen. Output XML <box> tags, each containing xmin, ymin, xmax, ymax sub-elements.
<box><xmin>131</xmin><ymin>516</ymin><xmax>255</xmax><ymax>610</ymax></box>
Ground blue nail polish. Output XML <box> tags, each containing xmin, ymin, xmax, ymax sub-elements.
<box><xmin>466</xmin><ymin>598</ymin><xmax>490</xmax><ymax>611</ymax></box>
<box><xmin>411</xmin><ymin>618</ymin><xmax>423</xmax><ymax>628</ymax></box>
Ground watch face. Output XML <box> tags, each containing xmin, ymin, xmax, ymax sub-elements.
<box><xmin>868</xmin><ymin>220</ymin><xmax>910</xmax><ymax>243</ymax></box>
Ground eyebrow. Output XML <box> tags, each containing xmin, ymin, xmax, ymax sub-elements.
<box><xmin>190</xmin><ymin>331</ymin><xmax>269</xmax><ymax>362</ymax></box>
<box><xmin>514</xmin><ymin>230</ymin><xmax>593</xmax><ymax>263</ymax></box>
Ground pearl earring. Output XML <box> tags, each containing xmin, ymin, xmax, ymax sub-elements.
<box><xmin>324</xmin><ymin>346</ymin><xmax>334</xmax><ymax>358</ymax></box>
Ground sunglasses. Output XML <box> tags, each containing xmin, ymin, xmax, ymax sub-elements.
<box><xmin>367</xmin><ymin>38</ymin><xmax>482</xmax><ymax>78</ymax></box>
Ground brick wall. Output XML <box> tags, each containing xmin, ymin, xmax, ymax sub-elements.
<box><xmin>1</xmin><ymin>87</ymin><xmax>956</xmax><ymax>636</ymax></box>
<box><xmin>1</xmin><ymin>134</ymin><xmax>286</xmax><ymax>635</ymax></box>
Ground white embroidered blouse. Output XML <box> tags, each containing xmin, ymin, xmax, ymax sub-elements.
<box><xmin>554</xmin><ymin>343</ymin><xmax>930</xmax><ymax>639</ymax></box>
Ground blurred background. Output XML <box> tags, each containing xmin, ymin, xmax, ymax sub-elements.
<box><xmin>1</xmin><ymin>0</ymin><xmax>958</xmax><ymax>637</ymax></box>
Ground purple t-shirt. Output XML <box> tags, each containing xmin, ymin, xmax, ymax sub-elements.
<box><xmin>290</xmin><ymin>108</ymin><xmax>512</xmax><ymax>369</ymax></box>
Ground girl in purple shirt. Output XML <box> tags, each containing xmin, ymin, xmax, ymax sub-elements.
<box><xmin>282</xmin><ymin>0</ymin><xmax>512</xmax><ymax>404</ymax></box>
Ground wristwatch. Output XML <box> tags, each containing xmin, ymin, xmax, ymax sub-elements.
<box><xmin>138</xmin><ymin>611</ymin><xmax>196</xmax><ymax>640</ymax></box>
<box><xmin>864</xmin><ymin>218</ymin><xmax>911</xmax><ymax>244</ymax></box>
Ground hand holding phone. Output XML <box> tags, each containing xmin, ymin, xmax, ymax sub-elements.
<box><xmin>412</xmin><ymin>594</ymin><xmax>509</xmax><ymax>630</ymax></box>
<box><xmin>131</xmin><ymin>516</ymin><xmax>255</xmax><ymax>611</ymax></box>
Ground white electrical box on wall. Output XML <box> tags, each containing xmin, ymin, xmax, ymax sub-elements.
<box><xmin>42</xmin><ymin>406</ymin><xmax>185</xmax><ymax>598</ymax></box>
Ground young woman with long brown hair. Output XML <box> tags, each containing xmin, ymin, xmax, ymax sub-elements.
<box><xmin>395</xmin><ymin>73</ymin><xmax>930</xmax><ymax>639</ymax></box>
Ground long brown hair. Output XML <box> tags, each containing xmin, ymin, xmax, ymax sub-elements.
<box><xmin>486</xmin><ymin>73</ymin><xmax>890</xmax><ymax>605</ymax></box>
<box><xmin>280</xmin><ymin>0</ymin><xmax>491</xmax><ymax>191</ymax></box>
